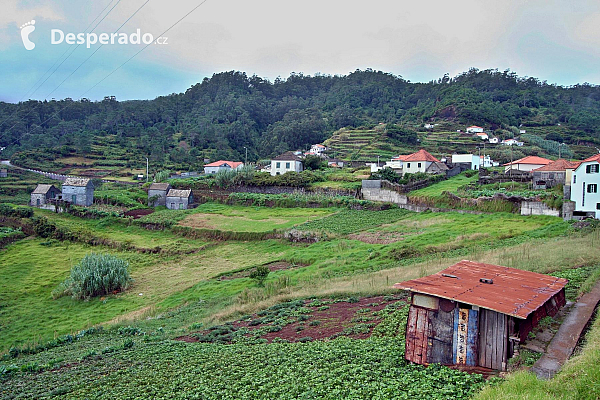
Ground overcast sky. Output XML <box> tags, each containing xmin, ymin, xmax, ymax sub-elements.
<box><xmin>1</xmin><ymin>0</ymin><xmax>600</xmax><ymax>103</ymax></box>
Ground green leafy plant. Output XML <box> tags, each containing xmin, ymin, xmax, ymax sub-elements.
<box><xmin>52</xmin><ymin>253</ymin><xmax>132</xmax><ymax>300</ymax></box>
<box><xmin>249</xmin><ymin>265</ymin><xmax>270</xmax><ymax>286</ymax></box>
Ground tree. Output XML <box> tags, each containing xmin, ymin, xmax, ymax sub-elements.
<box><xmin>249</xmin><ymin>265</ymin><xmax>270</xmax><ymax>286</ymax></box>
<box><xmin>304</xmin><ymin>155</ymin><xmax>326</xmax><ymax>170</ymax></box>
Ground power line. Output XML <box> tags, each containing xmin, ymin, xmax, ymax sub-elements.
<box><xmin>0</xmin><ymin>0</ymin><xmax>117</xmax><ymax>129</ymax></box>
<box><xmin>29</xmin><ymin>0</ymin><xmax>123</xmax><ymax>100</ymax></box>
<box><xmin>17</xmin><ymin>0</ymin><xmax>118</xmax><ymax>103</ymax></box>
<box><xmin>80</xmin><ymin>0</ymin><xmax>210</xmax><ymax>99</ymax></box>
<box><xmin>1</xmin><ymin>0</ymin><xmax>210</xmax><ymax>149</ymax></box>
<box><xmin>45</xmin><ymin>0</ymin><xmax>151</xmax><ymax>99</ymax></box>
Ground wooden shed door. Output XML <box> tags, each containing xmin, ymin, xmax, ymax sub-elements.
<box><xmin>427</xmin><ymin>308</ymin><xmax>454</xmax><ymax>364</ymax></box>
<box><xmin>405</xmin><ymin>306</ymin><xmax>430</xmax><ymax>365</ymax></box>
<box><xmin>478</xmin><ymin>309</ymin><xmax>508</xmax><ymax>370</ymax></box>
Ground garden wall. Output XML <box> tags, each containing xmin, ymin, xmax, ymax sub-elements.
<box><xmin>520</xmin><ymin>201</ymin><xmax>561</xmax><ymax>217</ymax></box>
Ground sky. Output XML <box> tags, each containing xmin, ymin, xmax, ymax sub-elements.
<box><xmin>1</xmin><ymin>0</ymin><xmax>600</xmax><ymax>103</ymax></box>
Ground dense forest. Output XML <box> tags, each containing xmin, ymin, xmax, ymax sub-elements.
<box><xmin>1</xmin><ymin>68</ymin><xmax>599</xmax><ymax>168</ymax></box>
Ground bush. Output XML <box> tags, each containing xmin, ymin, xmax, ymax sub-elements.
<box><xmin>249</xmin><ymin>265</ymin><xmax>270</xmax><ymax>286</ymax></box>
<box><xmin>53</xmin><ymin>253</ymin><xmax>132</xmax><ymax>300</ymax></box>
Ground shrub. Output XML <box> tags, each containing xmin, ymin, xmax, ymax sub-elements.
<box><xmin>53</xmin><ymin>253</ymin><xmax>132</xmax><ymax>300</ymax></box>
<box><xmin>249</xmin><ymin>265</ymin><xmax>270</xmax><ymax>287</ymax></box>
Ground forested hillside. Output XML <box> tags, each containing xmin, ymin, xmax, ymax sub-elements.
<box><xmin>1</xmin><ymin>68</ymin><xmax>599</xmax><ymax>169</ymax></box>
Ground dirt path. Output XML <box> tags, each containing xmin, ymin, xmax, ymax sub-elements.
<box><xmin>531</xmin><ymin>280</ymin><xmax>600</xmax><ymax>379</ymax></box>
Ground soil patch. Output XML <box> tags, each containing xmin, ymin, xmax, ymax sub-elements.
<box><xmin>124</xmin><ymin>209</ymin><xmax>154</xmax><ymax>219</ymax></box>
<box><xmin>176</xmin><ymin>295</ymin><xmax>407</xmax><ymax>343</ymax></box>
<box><xmin>348</xmin><ymin>231</ymin><xmax>412</xmax><ymax>244</ymax></box>
<box><xmin>217</xmin><ymin>261</ymin><xmax>309</xmax><ymax>281</ymax></box>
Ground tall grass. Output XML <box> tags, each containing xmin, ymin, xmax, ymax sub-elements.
<box><xmin>53</xmin><ymin>253</ymin><xmax>132</xmax><ymax>300</ymax></box>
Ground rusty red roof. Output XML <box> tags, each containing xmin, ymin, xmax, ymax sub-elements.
<box><xmin>393</xmin><ymin>260</ymin><xmax>567</xmax><ymax>319</ymax></box>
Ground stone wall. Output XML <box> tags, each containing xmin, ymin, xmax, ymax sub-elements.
<box><xmin>520</xmin><ymin>201</ymin><xmax>561</xmax><ymax>217</ymax></box>
<box><xmin>361</xmin><ymin>187</ymin><xmax>408</xmax><ymax>204</ymax></box>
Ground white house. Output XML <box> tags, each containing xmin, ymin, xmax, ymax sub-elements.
<box><xmin>373</xmin><ymin>149</ymin><xmax>447</xmax><ymax>176</ymax></box>
<box><xmin>489</xmin><ymin>137</ymin><xmax>499</xmax><ymax>144</ymax></box>
<box><xmin>203</xmin><ymin>160</ymin><xmax>243</xmax><ymax>174</ymax></box>
<box><xmin>310</xmin><ymin>144</ymin><xmax>327</xmax><ymax>155</ymax></box>
<box><xmin>452</xmin><ymin>154</ymin><xmax>498</xmax><ymax>170</ymax></box>
<box><xmin>570</xmin><ymin>154</ymin><xmax>600</xmax><ymax>219</ymax></box>
<box><xmin>451</xmin><ymin>154</ymin><xmax>481</xmax><ymax>170</ymax></box>
<box><xmin>270</xmin><ymin>151</ymin><xmax>304</xmax><ymax>176</ymax></box>
<box><xmin>475</xmin><ymin>132</ymin><xmax>489</xmax><ymax>140</ymax></box>
<box><xmin>504</xmin><ymin>156</ymin><xmax>551</xmax><ymax>173</ymax></box>
<box><xmin>501</xmin><ymin>138</ymin><xmax>524</xmax><ymax>146</ymax></box>
<box><xmin>466</xmin><ymin>126</ymin><xmax>484</xmax><ymax>133</ymax></box>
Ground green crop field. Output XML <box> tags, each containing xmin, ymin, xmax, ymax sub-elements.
<box><xmin>1</xmin><ymin>188</ymin><xmax>599</xmax><ymax>399</ymax></box>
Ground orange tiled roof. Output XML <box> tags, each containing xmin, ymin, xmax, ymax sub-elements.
<box><xmin>204</xmin><ymin>160</ymin><xmax>243</xmax><ymax>168</ymax></box>
<box><xmin>394</xmin><ymin>149</ymin><xmax>440</xmax><ymax>162</ymax></box>
<box><xmin>532</xmin><ymin>159</ymin><xmax>581</xmax><ymax>172</ymax></box>
<box><xmin>504</xmin><ymin>155</ymin><xmax>551</xmax><ymax>166</ymax></box>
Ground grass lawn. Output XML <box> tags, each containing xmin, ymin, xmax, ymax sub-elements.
<box><xmin>0</xmin><ymin>237</ymin><xmax>287</xmax><ymax>351</ymax></box>
<box><xmin>38</xmin><ymin>210</ymin><xmax>206</xmax><ymax>253</ymax></box>
<box><xmin>176</xmin><ymin>203</ymin><xmax>335</xmax><ymax>233</ymax></box>
<box><xmin>408</xmin><ymin>173</ymin><xmax>479</xmax><ymax>197</ymax></box>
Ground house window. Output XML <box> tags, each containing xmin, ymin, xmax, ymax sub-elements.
<box><xmin>407</xmin><ymin>163</ymin><xmax>411</xmax><ymax>168</ymax></box>
<box><xmin>276</xmin><ymin>162</ymin><xmax>281</xmax><ymax>168</ymax></box>
<box><xmin>586</xmin><ymin>164</ymin><xmax>599</xmax><ymax>173</ymax></box>
<box><xmin>418</xmin><ymin>163</ymin><xmax>422</xmax><ymax>168</ymax></box>
<box><xmin>597</xmin><ymin>203</ymin><xmax>600</xmax><ymax>210</ymax></box>
<box><xmin>574</xmin><ymin>175</ymin><xmax>577</xmax><ymax>184</ymax></box>
<box><xmin>587</xmin><ymin>184</ymin><xmax>598</xmax><ymax>193</ymax></box>
<box><xmin>286</xmin><ymin>162</ymin><xmax>290</xmax><ymax>169</ymax></box>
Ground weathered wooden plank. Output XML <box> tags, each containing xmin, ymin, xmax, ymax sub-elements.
<box><xmin>491</xmin><ymin>310</ymin><xmax>498</xmax><ymax>369</ymax></box>
<box><xmin>406</xmin><ymin>306</ymin><xmax>419</xmax><ymax>363</ymax></box>
<box><xmin>429</xmin><ymin>308</ymin><xmax>454</xmax><ymax>364</ymax></box>
<box><xmin>498</xmin><ymin>313</ymin><xmax>507</xmax><ymax>371</ymax></box>
<box><xmin>467</xmin><ymin>309</ymin><xmax>479</xmax><ymax>366</ymax></box>
<box><xmin>478</xmin><ymin>308</ymin><xmax>486</xmax><ymax>368</ymax></box>
<box><xmin>452</xmin><ymin>308</ymin><xmax>459</xmax><ymax>364</ymax></box>
<box><xmin>415</xmin><ymin>307</ymin><xmax>427</xmax><ymax>364</ymax></box>
<box><xmin>485</xmin><ymin>310</ymin><xmax>494</xmax><ymax>369</ymax></box>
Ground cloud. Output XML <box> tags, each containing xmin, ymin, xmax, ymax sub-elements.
<box><xmin>0</xmin><ymin>0</ymin><xmax>63</xmax><ymax>27</ymax></box>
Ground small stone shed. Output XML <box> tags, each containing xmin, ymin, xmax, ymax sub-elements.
<box><xmin>166</xmin><ymin>189</ymin><xmax>193</xmax><ymax>210</ymax></box>
<box><xmin>148</xmin><ymin>182</ymin><xmax>172</xmax><ymax>207</ymax></box>
<box><xmin>62</xmin><ymin>177</ymin><xmax>94</xmax><ymax>206</ymax></box>
<box><xmin>31</xmin><ymin>184</ymin><xmax>61</xmax><ymax>207</ymax></box>
<box><xmin>394</xmin><ymin>260</ymin><xmax>567</xmax><ymax>371</ymax></box>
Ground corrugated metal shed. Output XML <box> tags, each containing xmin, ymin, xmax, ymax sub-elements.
<box><xmin>394</xmin><ymin>260</ymin><xmax>567</xmax><ymax>319</ymax></box>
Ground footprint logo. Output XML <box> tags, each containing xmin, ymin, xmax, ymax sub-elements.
<box><xmin>20</xmin><ymin>20</ymin><xmax>36</xmax><ymax>50</ymax></box>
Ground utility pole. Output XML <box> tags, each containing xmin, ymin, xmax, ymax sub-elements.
<box><xmin>146</xmin><ymin>157</ymin><xmax>149</xmax><ymax>183</ymax></box>
<box><xmin>377</xmin><ymin>155</ymin><xmax>380</xmax><ymax>168</ymax></box>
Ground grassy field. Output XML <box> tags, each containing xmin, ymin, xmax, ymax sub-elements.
<box><xmin>1</xmin><ymin>191</ymin><xmax>599</xmax><ymax>399</ymax></box>
<box><xmin>178</xmin><ymin>204</ymin><xmax>334</xmax><ymax>232</ymax></box>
